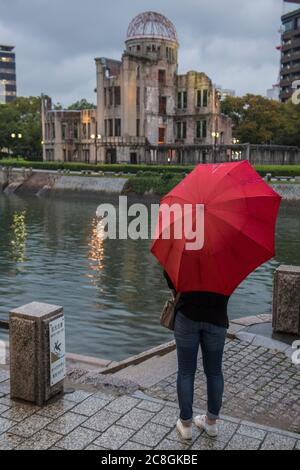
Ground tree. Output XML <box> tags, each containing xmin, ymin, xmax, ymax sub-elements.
<box><xmin>221</xmin><ymin>94</ymin><xmax>300</xmax><ymax>146</ymax></box>
<box><xmin>68</xmin><ymin>99</ymin><xmax>96</xmax><ymax>110</ymax></box>
<box><xmin>0</xmin><ymin>96</ymin><xmax>42</xmax><ymax>160</ymax></box>
<box><xmin>53</xmin><ymin>102</ymin><xmax>63</xmax><ymax>110</ymax></box>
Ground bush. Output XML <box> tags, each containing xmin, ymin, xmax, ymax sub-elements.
<box><xmin>0</xmin><ymin>159</ymin><xmax>195</xmax><ymax>175</ymax></box>
<box><xmin>254</xmin><ymin>165</ymin><xmax>300</xmax><ymax>177</ymax></box>
<box><xmin>126</xmin><ymin>175</ymin><xmax>184</xmax><ymax>195</ymax></box>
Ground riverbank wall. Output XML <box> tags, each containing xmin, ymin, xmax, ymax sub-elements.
<box><xmin>0</xmin><ymin>168</ymin><xmax>128</xmax><ymax>195</ymax></box>
<box><xmin>269</xmin><ymin>184</ymin><xmax>300</xmax><ymax>201</ymax></box>
<box><xmin>1</xmin><ymin>168</ymin><xmax>300</xmax><ymax>200</ymax></box>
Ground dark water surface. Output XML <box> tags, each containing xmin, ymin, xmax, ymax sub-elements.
<box><xmin>0</xmin><ymin>192</ymin><xmax>299</xmax><ymax>360</ymax></box>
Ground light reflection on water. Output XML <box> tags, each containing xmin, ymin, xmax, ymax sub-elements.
<box><xmin>0</xmin><ymin>193</ymin><xmax>299</xmax><ymax>361</ymax></box>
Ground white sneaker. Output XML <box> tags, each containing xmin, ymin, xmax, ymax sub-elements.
<box><xmin>176</xmin><ymin>419</ymin><xmax>192</xmax><ymax>440</ymax></box>
<box><xmin>194</xmin><ymin>414</ymin><xmax>218</xmax><ymax>437</ymax></box>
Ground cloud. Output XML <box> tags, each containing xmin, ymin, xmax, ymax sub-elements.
<box><xmin>0</xmin><ymin>0</ymin><xmax>287</xmax><ymax>105</ymax></box>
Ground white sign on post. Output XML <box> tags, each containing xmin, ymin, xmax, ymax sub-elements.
<box><xmin>49</xmin><ymin>317</ymin><xmax>66</xmax><ymax>386</ymax></box>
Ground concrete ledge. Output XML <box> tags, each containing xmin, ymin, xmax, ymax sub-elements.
<box><xmin>251</xmin><ymin>335</ymin><xmax>291</xmax><ymax>352</ymax></box>
<box><xmin>101</xmin><ymin>340</ymin><xmax>176</xmax><ymax>375</ymax></box>
<box><xmin>235</xmin><ymin>332</ymin><xmax>256</xmax><ymax>344</ymax></box>
<box><xmin>227</xmin><ymin>323</ymin><xmax>245</xmax><ymax>339</ymax></box>
<box><xmin>66</xmin><ymin>353</ymin><xmax>114</xmax><ymax>370</ymax></box>
<box><xmin>231</xmin><ymin>315</ymin><xmax>266</xmax><ymax>326</ymax></box>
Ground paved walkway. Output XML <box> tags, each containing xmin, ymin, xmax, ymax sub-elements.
<box><xmin>0</xmin><ymin>361</ymin><xmax>300</xmax><ymax>450</ymax></box>
<box><xmin>114</xmin><ymin>337</ymin><xmax>300</xmax><ymax>435</ymax></box>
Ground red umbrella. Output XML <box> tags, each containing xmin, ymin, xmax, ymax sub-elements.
<box><xmin>151</xmin><ymin>161</ymin><xmax>282</xmax><ymax>296</ymax></box>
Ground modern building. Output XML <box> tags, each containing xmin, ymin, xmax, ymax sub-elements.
<box><xmin>42</xmin><ymin>12</ymin><xmax>232</xmax><ymax>164</ymax></box>
<box><xmin>215</xmin><ymin>86</ymin><xmax>236</xmax><ymax>101</ymax></box>
<box><xmin>280</xmin><ymin>7</ymin><xmax>300</xmax><ymax>102</ymax></box>
<box><xmin>266</xmin><ymin>84</ymin><xmax>280</xmax><ymax>101</ymax></box>
<box><xmin>0</xmin><ymin>45</ymin><xmax>17</xmax><ymax>104</ymax></box>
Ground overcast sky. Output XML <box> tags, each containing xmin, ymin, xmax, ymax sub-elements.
<box><xmin>0</xmin><ymin>0</ymin><xmax>297</xmax><ymax>106</ymax></box>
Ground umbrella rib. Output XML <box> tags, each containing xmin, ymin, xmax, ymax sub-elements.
<box><xmin>203</xmin><ymin>214</ymin><xmax>272</xmax><ymax>294</ymax></box>
<box><xmin>209</xmin><ymin>193</ymin><xmax>280</xmax><ymax>207</ymax></box>
<box><xmin>207</xmin><ymin>211</ymin><xmax>275</xmax><ymax>256</ymax></box>
<box><xmin>204</xmin><ymin>161</ymin><xmax>245</xmax><ymax>202</ymax></box>
<box><xmin>162</xmin><ymin>194</ymin><xmax>195</xmax><ymax>205</ymax></box>
<box><xmin>208</xmin><ymin>204</ymin><xmax>279</xmax><ymax>227</ymax></box>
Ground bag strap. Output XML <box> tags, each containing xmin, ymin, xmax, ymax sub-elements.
<box><xmin>173</xmin><ymin>292</ymin><xmax>181</xmax><ymax>304</ymax></box>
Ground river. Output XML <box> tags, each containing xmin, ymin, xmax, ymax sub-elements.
<box><xmin>0</xmin><ymin>192</ymin><xmax>299</xmax><ymax>361</ymax></box>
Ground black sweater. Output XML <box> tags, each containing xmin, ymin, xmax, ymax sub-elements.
<box><xmin>164</xmin><ymin>271</ymin><xmax>229</xmax><ymax>329</ymax></box>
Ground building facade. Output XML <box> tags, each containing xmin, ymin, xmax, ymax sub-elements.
<box><xmin>42</xmin><ymin>12</ymin><xmax>232</xmax><ymax>164</ymax></box>
<box><xmin>267</xmin><ymin>84</ymin><xmax>280</xmax><ymax>101</ymax></box>
<box><xmin>0</xmin><ymin>45</ymin><xmax>17</xmax><ymax>104</ymax></box>
<box><xmin>280</xmin><ymin>7</ymin><xmax>300</xmax><ymax>103</ymax></box>
<box><xmin>215</xmin><ymin>86</ymin><xmax>236</xmax><ymax>101</ymax></box>
<box><xmin>41</xmin><ymin>96</ymin><xmax>97</xmax><ymax>162</ymax></box>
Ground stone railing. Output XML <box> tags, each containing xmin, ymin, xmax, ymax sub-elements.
<box><xmin>273</xmin><ymin>265</ymin><xmax>300</xmax><ymax>336</ymax></box>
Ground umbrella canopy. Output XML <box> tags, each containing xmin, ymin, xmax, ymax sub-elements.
<box><xmin>151</xmin><ymin>161</ymin><xmax>282</xmax><ymax>296</ymax></box>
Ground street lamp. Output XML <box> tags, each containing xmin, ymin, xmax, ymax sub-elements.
<box><xmin>11</xmin><ymin>133</ymin><xmax>23</xmax><ymax>139</ymax></box>
<box><xmin>232</xmin><ymin>138</ymin><xmax>242</xmax><ymax>160</ymax></box>
<box><xmin>90</xmin><ymin>133</ymin><xmax>102</xmax><ymax>165</ymax></box>
<box><xmin>11</xmin><ymin>132</ymin><xmax>23</xmax><ymax>157</ymax></box>
<box><xmin>211</xmin><ymin>131</ymin><xmax>220</xmax><ymax>163</ymax></box>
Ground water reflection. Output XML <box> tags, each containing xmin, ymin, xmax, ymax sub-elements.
<box><xmin>0</xmin><ymin>193</ymin><xmax>299</xmax><ymax>360</ymax></box>
<box><xmin>10</xmin><ymin>211</ymin><xmax>27</xmax><ymax>263</ymax></box>
<box><xmin>88</xmin><ymin>218</ymin><xmax>105</xmax><ymax>270</ymax></box>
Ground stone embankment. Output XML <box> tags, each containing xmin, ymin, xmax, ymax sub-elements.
<box><xmin>1</xmin><ymin>167</ymin><xmax>300</xmax><ymax>199</ymax></box>
<box><xmin>270</xmin><ymin>184</ymin><xmax>300</xmax><ymax>201</ymax></box>
<box><xmin>0</xmin><ymin>168</ymin><xmax>127</xmax><ymax>195</ymax></box>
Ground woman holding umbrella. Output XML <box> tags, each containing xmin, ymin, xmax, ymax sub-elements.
<box><xmin>152</xmin><ymin>161</ymin><xmax>281</xmax><ymax>441</ymax></box>
<box><xmin>164</xmin><ymin>270</ymin><xmax>229</xmax><ymax>439</ymax></box>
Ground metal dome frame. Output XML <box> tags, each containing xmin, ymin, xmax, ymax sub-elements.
<box><xmin>127</xmin><ymin>11</ymin><xmax>178</xmax><ymax>43</ymax></box>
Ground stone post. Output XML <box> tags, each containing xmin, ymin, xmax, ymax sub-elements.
<box><xmin>10</xmin><ymin>302</ymin><xmax>66</xmax><ymax>406</ymax></box>
<box><xmin>245</xmin><ymin>143</ymin><xmax>251</xmax><ymax>162</ymax></box>
<box><xmin>273</xmin><ymin>265</ymin><xmax>300</xmax><ymax>335</ymax></box>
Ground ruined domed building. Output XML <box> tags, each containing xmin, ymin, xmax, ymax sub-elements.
<box><xmin>42</xmin><ymin>12</ymin><xmax>232</xmax><ymax>164</ymax></box>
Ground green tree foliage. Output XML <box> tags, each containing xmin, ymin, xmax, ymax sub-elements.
<box><xmin>0</xmin><ymin>96</ymin><xmax>42</xmax><ymax>160</ymax></box>
<box><xmin>68</xmin><ymin>99</ymin><xmax>96</xmax><ymax>110</ymax></box>
<box><xmin>221</xmin><ymin>94</ymin><xmax>300</xmax><ymax>146</ymax></box>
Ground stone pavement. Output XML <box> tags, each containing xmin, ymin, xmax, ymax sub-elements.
<box><xmin>112</xmin><ymin>334</ymin><xmax>300</xmax><ymax>435</ymax></box>
<box><xmin>0</xmin><ymin>362</ymin><xmax>300</xmax><ymax>450</ymax></box>
<box><xmin>144</xmin><ymin>338</ymin><xmax>300</xmax><ymax>435</ymax></box>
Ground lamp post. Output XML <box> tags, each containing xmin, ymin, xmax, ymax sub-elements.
<box><xmin>211</xmin><ymin>131</ymin><xmax>220</xmax><ymax>163</ymax></box>
<box><xmin>11</xmin><ymin>132</ymin><xmax>23</xmax><ymax>158</ymax></box>
<box><xmin>90</xmin><ymin>133</ymin><xmax>102</xmax><ymax>165</ymax></box>
<box><xmin>90</xmin><ymin>119</ymin><xmax>102</xmax><ymax>166</ymax></box>
<box><xmin>232</xmin><ymin>138</ymin><xmax>241</xmax><ymax>161</ymax></box>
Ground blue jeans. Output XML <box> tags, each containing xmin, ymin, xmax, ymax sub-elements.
<box><xmin>174</xmin><ymin>310</ymin><xmax>227</xmax><ymax>423</ymax></box>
